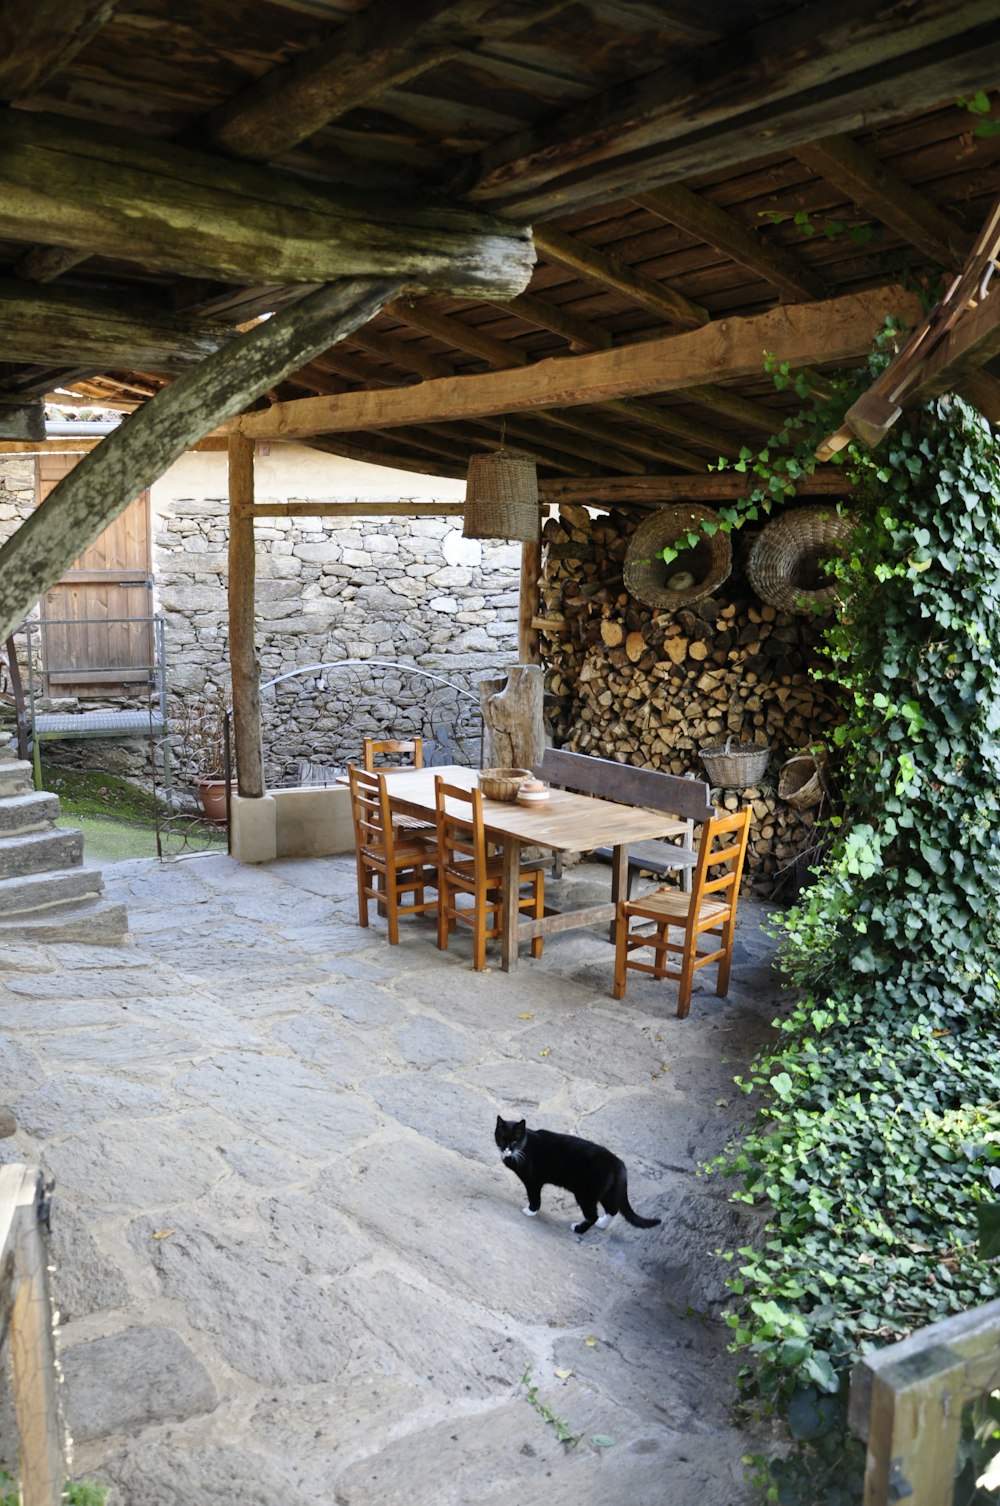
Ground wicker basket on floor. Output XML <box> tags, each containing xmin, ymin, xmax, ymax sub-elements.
<box><xmin>699</xmin><ymin>738</ymin><xmax>770</xmax><ymax>788</ymax></box>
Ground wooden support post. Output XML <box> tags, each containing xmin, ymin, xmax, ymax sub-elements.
<box><xmin>228</xmin><ymin>432</ymin><xmax>263</xmax><ymax>799</ymax></box>
<box><xmin>518</xmin><ymin>539</ymin><xmax>541</xmax><ymax>666</ymax></box>
<box><xmin>479</xmin><ymin>665</ymin><xmax>545</xmax><ymax>769</ymax></box>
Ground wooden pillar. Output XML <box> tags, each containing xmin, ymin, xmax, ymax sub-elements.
<box><xmin>228</xmin><ymin>432</ymin><xmax>263</xmax><ymax>799</ymax></box>
<box><xmin>518</xmin><ymin>538</ymin><xmax>541</xmax><ymax>665</ymax></box>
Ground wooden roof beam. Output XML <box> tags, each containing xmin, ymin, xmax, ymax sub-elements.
<box><xmin>455</xmin><ymin>417</ymin><xmax>625</xmax><ymax>475</ymax></box>
<box><xmin>484</xmin><ymin>291</ymin><xmax>612</xmax><ymax>352</ymax></box>
<box><xmin>465</xmin><ymin>0</ymin><xmax>1000</xmax><ymax>218</ymax></box>
<box><xmin>532</xmin><ymin>225</ymin><xmax>708</xmax><ymax>329</ymax></box>
<box><xmin>635</xmin><ymin>184</ymin><xmax>827</xmax><ymax>302</ymax></box>
<box><xmin>0</xmin><ymin>112</ymin><xmax>534</xmax><ymax>300</ymax></box>
<box><xmin>543</xmin><ymin>409</ymin><xmax>707</xmax><ymax>473</ymax></box>
<box><xmin>538</xmin><ymin>471</ymin><xmax>851</xmax><ymax>505</ymax></box>
<box><xmin>793</xmin><ymin>133</ymin><xmax>975</xmax><ymax>271</ymax></box>
<box><xmin>0</xmin><ymin>279</ymin><xmax>235</xmax><ymax>372</ymax></box>
<box><xmin>237</xmin><ymin>285</ymin><xmax>921</xmax><ymax>440</ymax></box>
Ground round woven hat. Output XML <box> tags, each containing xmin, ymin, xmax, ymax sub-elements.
<box><xmin>623</xmin><ymin>505</ymin><xmax>731</xmax><ymax>609</ymax></box>
<box><xmin>748</xmin><ymin>505</ymin><xmax>855</xmax><ymax>614</ymax></box>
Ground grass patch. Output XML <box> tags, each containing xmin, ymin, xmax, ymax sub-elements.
<box><xmin>42</xmin><ymin>765</ymin><xmax>172</xmax><ymax>825</ymax></box>
<box><xmin>41</xmin><ymin>764</ymin><xmax>226</xmax><ymax>863</ymax></box>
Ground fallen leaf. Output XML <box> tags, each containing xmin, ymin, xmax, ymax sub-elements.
<box><xmin>518</xmin><ymin>1013</ymin><xmax>535</xmax><ymax>1020</ymax></box>
<box><xmin>539</xmin><ymin>1047</ymin><xmax>551</xmax><ymax>1057</ymax></box>
<box><xmin>584</xmin><ymin>1336</ymin><xmax>597</xmax><ymax>1348</ymax></box>
<box><xmin>592</xmin><ymin>1434</ymin><xmax>615</xmax><ymax>1448</ymax></box>
<box><xmin>716</xmin><ymin>1098</ymin><xmax>729</xmax><ymax>1108</ymax></box>
<box><xmin>554</xmin><ymin>1367</ymin><xmax>574</xmax><ymax>1380</ymax></box>
<box><xmin>152</xmin><ymin>1229</ymin><xmax>173</xmax><ymax>1240</ymax></box>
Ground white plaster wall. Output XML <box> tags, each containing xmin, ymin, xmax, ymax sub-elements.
<box><xmin>150</xmin><ymin>445</ymin><xmax>467</xmax><ymax>510</ymax></box>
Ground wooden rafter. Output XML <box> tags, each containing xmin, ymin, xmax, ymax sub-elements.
<box><xmin>484</xmin><ymin>292</ymin><xmax>612</xmax><ymax>351</ymax></box>
<box><xmin>793</xmin><ymin>134</ymin><xmax>974</xmax><ymax>270</ymax></box>
<box><xmin>635</xmin><ymin>185</ymin><xmax>827</xmax><ymax>301</ymax></box>
<box><xmin>236</xmin><ymin>285</ymin><xmax>922</xmax><ymax>440</ymax></box>
<box><xmin>465</xmin><ymin>0</ymin><xmax>1000</xmax><ymax>217</ymax></box>
<box><xmin>0</xmin><ymin>0</ymin><xmax>117</xmax><ymax>99</ymax></box>
<box><xmin>532</xmin><ymin>225</ymin><xmax>709</xmax><ymax>328</ymax></box>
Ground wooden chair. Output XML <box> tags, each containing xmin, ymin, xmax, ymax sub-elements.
<box><xmin>612</xmin><ymin>807</ymin><xmax>752</xmax><ymax>1017</ymax></box>
<box><xmin>362</xmin><ymin>737</ymin><xmax>424</xmax><ymax>771</ymax></box>
<box><xmin>434</xmin><ymin>775</ymin><xmax>544</xmax><ymax>971</ymax></box>
<box><xmin>362</xmin><ymin>737</ymin><xmax>432</xmax><ymax>833</ymax></box>
<box><xmin>348</xmin><ymin>764</ymin><xmax>438</xmax><ymax>944</ymax></box>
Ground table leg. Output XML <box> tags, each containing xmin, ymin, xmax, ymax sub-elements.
<box><xmin>610</xmin><ymin>844</ymin><xmax>628</xmax><ymax>944</ymax></box>
<box><xmin>501</xmin><ymin>837</ymin><xmax>522</xmax><ymax>972</ymax></box>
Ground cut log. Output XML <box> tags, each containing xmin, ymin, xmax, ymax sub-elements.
<box><xmin>479</xmin><ymin>665</ymin><xmax>545</xmax><ymax>771</ymax></box>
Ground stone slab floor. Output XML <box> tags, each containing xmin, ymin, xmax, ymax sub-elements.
<box><xmin>0</xmin><ymin>852</ymin><xmax>789</xmax><ymax>1506</ymax></box>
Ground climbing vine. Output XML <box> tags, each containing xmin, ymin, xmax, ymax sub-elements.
<box><xmin>701</xmin><ymin>345</ymin><xmax>1000</xmax><ymax>1502</ymax></box>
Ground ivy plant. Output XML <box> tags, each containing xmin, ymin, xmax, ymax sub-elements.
<box><xmin>703</xmin><ymin>357</ymin><xmax>1000</xmax><ymax>1502</ymax></box>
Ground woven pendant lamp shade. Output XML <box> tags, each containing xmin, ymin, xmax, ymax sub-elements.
<box><xmin>463</xmin><ymin>449</ymin><xmax>539</xmax><ymax>541</ymax></box>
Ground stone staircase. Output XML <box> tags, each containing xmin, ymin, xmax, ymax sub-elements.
<box><xmin>0</xmin><ymin>739</ymin><xmax>128</xmax><ymax>943</ymax></box>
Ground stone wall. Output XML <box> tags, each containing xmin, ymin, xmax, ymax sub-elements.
<box><xmin>0</xmin><ymin>455</ymin><xmax>522</xmax><ymax>788</ymax></box>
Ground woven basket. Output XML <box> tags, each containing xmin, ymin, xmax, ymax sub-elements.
<box><xmin>623</xmin><ymin>505</ymin><xmax>731</xmax><ymax>610</ymax></box>
<box><xmin>699</xmin><ymin>738</ymin><xmax>770</xmax><ymax>788</ymax></box>
<box><xmin>778</xmin><ymin>752</ymin><xmax>828</xmax><ymax>810</ymax></box>
<box><xmin>463</xmin><ymin>450</ymin><xmax>539</xmax><ymax>542</ymax></box>
<box><xmin>748</xmin><ymin>505</ymin><xmax>855</xmax><ymax>614</ymax></box>
<box><xmin>478</xmin><ymin>767</ymin><xmax>531</xmax><ymax>801</ymax></box>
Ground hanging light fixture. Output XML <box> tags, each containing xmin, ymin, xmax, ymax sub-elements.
<box><xmin>462</xmin><ymin>446</ymin><xmax>539</xmax><ymax>542</ymax></box>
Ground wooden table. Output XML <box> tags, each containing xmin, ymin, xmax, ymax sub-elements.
<box><xmin>377</xmin><ymin>765</ymin><xmax>687</xmax><ymax>972</ymax></box>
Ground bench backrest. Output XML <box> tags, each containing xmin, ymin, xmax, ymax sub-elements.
<box><xmin>534</xmin><ymin>748</ymin><xmax>716</xmax><ymax>823</ymax></box>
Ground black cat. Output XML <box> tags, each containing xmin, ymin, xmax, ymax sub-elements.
<box><xmin>495</xmin><ymin>1115</ymin><xmax>661</xmax><ymax>1235</ymax></box>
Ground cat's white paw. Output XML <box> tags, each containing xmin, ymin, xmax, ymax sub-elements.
<box><xmin>596</xmin><ymin>1213</ymin><xmax>613</xmax><ymax>1229</ymax></box>
<box><xmin>522</xmin><ymin>1206</ymin><xmax>538</xmax><ymax>1217</ymax></box>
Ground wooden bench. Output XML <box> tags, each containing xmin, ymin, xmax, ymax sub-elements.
<box><xmin>533</xmin><ymin>748</ymin><xmax>716</xmax><ymax>894</ymax></box>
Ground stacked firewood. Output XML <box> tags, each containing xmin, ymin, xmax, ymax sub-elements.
<box><xmin>538</xmin><ymin>504</ymin><xmax>843</xmax><ymax>896</ymax></box>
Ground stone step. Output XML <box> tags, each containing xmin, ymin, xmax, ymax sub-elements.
<box><xmin>0</xmin><ymin>897</ymin><xmax>128</xmax><ymax>944</ymax></box>
<box><xmin>0</xmin><ymin>759</ymin><xmax>35</xmax><ymax>798</ymax></box>
<box><xmin>0</xmin><ymin>826</ymin><xmax>84</xmax><ymax>880</ymax></box>
<box><xmin>0</xmin><ymin>865</ymin><xmax>102</xmax><ymax>916</ymax></box>
<box><xmin>0</xmin><ymin>790</ymin><xmax>61</xmax><ymax>835</ymax></box>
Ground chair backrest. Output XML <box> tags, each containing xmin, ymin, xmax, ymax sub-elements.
<box><xmin>348</xmin><ymin>763</ymin><xmax>394</xmax><ymax>856</ymax></box>
<box><xmin>435</xmin><ymin>775</ymin><xmax>486</xmax><ymax>873</ymax></box>
<box><xmin>691</xmin><ymin>807</ymin><xmax>752</xmax><ymax>909</ymax></box>
<box><xmin>363</xmin><ymin>736</ymin><xmax>424</xmax><ymax>771</ymax></box>
<box><xmin>534</xmin><ymin>747</ymin><xmax>716</xmax><ymax>823</ymax></box>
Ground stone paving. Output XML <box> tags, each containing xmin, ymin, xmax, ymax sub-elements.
<box><xmin>0</xmin><ymin>851</ymin><xmax>789</xmax><ymax>1506</ymax></box>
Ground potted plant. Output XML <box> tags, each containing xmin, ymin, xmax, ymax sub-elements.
<box><xmin>176</xmin><ymin>684</ymin><xmax>233</xmax><ymax>820</ymax></box>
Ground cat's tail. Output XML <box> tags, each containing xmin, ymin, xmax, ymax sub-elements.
<box><xmin>616</xmin><ymin>1167</ymin><xmax>661</xmax><ymax>1229</ymax></box>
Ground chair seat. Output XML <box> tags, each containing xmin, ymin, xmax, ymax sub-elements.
<box><xmin>361</xmin><ymin>835</ymin><xmax>437</xmax><ymax>865</ymax></box>
<box><xmin>626</xmin><ymin>887</ymin><xmax>730</xmax><ymax>923</ymax></box>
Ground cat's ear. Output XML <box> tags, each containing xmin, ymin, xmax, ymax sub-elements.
<box><xmin>515</xmin><ymin>1120</ymin><xmax>526</xmax><ymax>1135</ymax></box>
<box><xmin>495</xmin><ymin>1115</ymin><xmax>504</xmax><ymax>1130</ymax></box>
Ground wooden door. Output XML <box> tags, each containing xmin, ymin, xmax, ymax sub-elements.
<box><xmin>36</xmin><ymin>454</ymin><xmax>154</xmax><ymax>695</ymax></box>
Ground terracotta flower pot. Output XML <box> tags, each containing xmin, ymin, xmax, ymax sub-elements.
<box><xmin>196</xmin><ymin>778</ymin><xmax>229</xmax><ymax>822</ymax></box>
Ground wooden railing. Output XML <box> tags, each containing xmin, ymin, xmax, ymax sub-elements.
<box><xmin>850</xmin><ymin>1296</ymin><xmax>1000</xmax><ymax>1504</ymax></box>
<box><xmin>0</xmin><ymin>1166</ymin><xmax>64</xmax><ymax>1506</ymax></box>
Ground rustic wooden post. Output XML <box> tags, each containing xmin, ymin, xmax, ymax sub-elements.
<box><xmin>5</xmin><ymin>1167</ymin><xmax>63</xmax><ymax>1506</ymax></box>
<box><xmin>518</xmin><ymin>538</ymin><xmax>541</xmax><ymax>665</ymax></box>
<box><xmin>227</xmin><ymin>432</ymin><xmax>263</xmax><ymax>798</ymax></box>
<box><xmin>479</xmin><ymin>664</ymin><xmax>544</xmax><ymax>769</ymax></box>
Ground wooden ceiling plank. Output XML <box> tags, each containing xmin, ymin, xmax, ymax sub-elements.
<box><xmin>0</xmin><ymin>276</ymin><xmax>407</xmax><ymax>642</ymax></box>
<box><xmin>485</xmin><ymin>291</ymin><xmax>612</xmax><ymax>351</ymax></box>
<box><xmin>0</xmin><ymin>111</ymin><xmax>534</xmax><ymax>300</ymax></box>
<box><xmin>389</xmin><ymin>300</ymin><xmax>530</xmax><ymax>366</ymax></box>
<box><xmin>542</xmin><ymin>408</ymin><xmax>706</xmax><ymax>473</ymax></box>
<box><xmin>533</xmin><ymin>224</ymin><xmax>709</xmax><ymax>328</ymax></box>
<box><xmin>0</xmin><ymin>0</ymin><xmax>117</xmax><ymax>99</ymax></box>
<box><xmin>350</xmin><ymin>328</ymin><xmax>456</xmax><ymax>380</ymax></box>
<box><xmin>604</xmin><ymin>396</ymin><xmax>740</xmax><ymax>457</ymax></box>
<box><xmin>792</xmin><ymin>134</ymin><xmax>975</xmax><ymax>271</ymax></box>
<box><xmin>635</xmin><ymin>184</ymin><xmax>828</xmax><ymax>301</ymax></box>
<box><xmin>0</xmin><ymin>279</ymin><xmax>235</xmax><ymax>372</ymax></box>
<box><xmin>465</xmin><ymin>1</ymin><xmax>1000</xmax><ymax>217</ymax></box>
<box><xmin>202</xmin><ymin>0</ymin><xmax>572</xmax><ymax>161</ymax></box>
<box><xmin>679</xmin><ymin>383</ymin><xmax>785</xmax><ymax>434</ymax></box>
<box><xmin>458</xmin><ymin>417</ymin><xmax>624</xmax><ymax>475</ymax></box>
<box><xmin>237</xmin><ymin>285</ymin><xmax>922</xmax><ymax>440</ymax></box>
<box><xmin>300</xmin><ymin>435</ymin><xmax>466</xmax><ymax>479</ymax></box>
